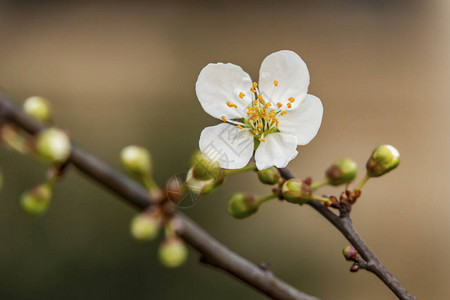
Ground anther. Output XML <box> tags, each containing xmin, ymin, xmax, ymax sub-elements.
<box><xmin>259</xmin><ymin>138</ymin><xmax>265</xmax><ymax>142</ymax></box>
<box><xmin>277</xmin><ymin>102</ymin><xmax>282</xmax><ymax>108</ymax></box>
<box><xmin>221</xmin><ymin>116</ymin><xmax>227</xmax><ymax>122</ymax></box>
<box><xmin>288</xmin><ymin>97</ymin><xmax>295</xmax><ymax>103</ymax></box>
<box><xmin>281</xmin><ymin>111</ymin><xmax>287</xmax><ymax>116</ymax></box>
<box><xmin>287</xmin><ymin>103</ymin><xmax>292</xmax><ymax>108</ymax></box>
<box><xmin>239</xmin><ymin>92</ymin><xmax>245</xmax><ymax>99</ymax></box>
<box><xmin>237</xmin><ymin>125</ymin><xmax>243</xmax><ymax>129</ymax></box>
<box><xmin>253</xmin><ymin>82</ymin><xmax>258</xmax><ymax>88</ymax></box>
<box><xmin>274</xmin><ymin>80</ymin><xmax>278</xmax><ymax>87</ymax></box>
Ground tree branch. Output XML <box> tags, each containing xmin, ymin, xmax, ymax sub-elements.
<box><xmin>277</xmin><ymin>168</ymin><xmax>416</xmax><ymax>300</ymax></box>
<box><xmin>0</xmin><ymin>94</ymin><xmax>318</xmax><ymax>300</ymax></box>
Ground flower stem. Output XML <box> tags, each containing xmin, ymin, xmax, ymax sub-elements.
<box><xmin>224</xmin><ymin>165</ymin><xmax>257</xmax><ymax>176</ymax></box>
<box><xmin>355</xmin><ymin>174</ymin><xmax>370</xmax><ymax>191</ymax></box>
<box><xmin>143</xmin><ymin>176</ymin><xmax>158</xmax><ymax>191</ymax></box>
<box><xmin>256</xmin><ymin>193</ymin><xmax>278</xmax><ymax>206</ymax></box>
<box><xmin>309</xmin><ymin>194</ymin><xmax>331</xmax><ymax>203</ymax></box>
<box><xmin>310</xmin><ymin>180</ymin><xmax>329</xmax><ymax>190</ymax></box>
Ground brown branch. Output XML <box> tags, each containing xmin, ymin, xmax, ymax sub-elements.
<box><xmin>0</xmin><ymin>94</ymin><xmax>318</xmax><ymax>300</ymax></box>
<box><xmin>277</xmin><ymin>168</ymin><xmax>416</xmax><ymax>300</ymax></box>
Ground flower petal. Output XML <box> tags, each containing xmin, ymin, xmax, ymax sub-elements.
<box><xmin>278</xmin><ymin>94</ymin><xmax>323</xmax><ymax>145</ymax></box>
<box><xmin>199</xmin><ymin>123</ymin><xmax>254</xmax><ymax>169</ymax></box>
<box><xmin>258</xmin><ymin>50</ymin><xmax>310</xmax><ymax>110</ymax></box>
<box><xmin>196</xmin><ymin>63</ymin><xmax>253</xmax><ymax>120</ymax></box>
<box><xmin>254</xmin><ymin>133</ymin><xmax>298</xmax><ymax>170</ymax></box>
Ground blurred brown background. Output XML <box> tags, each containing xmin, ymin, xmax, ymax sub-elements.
<box><xmin>0</xmin><ymin>0</ymin><xmax>448</xmax><ymax>299</ymax></box>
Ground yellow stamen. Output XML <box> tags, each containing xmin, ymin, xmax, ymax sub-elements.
<box><xmin>259</xmin><ymin>137</ymin><xmax>265</xmax><ymax>142</ymax></box>
<box><xmin>253</xmin><ymin>130</ymin><xmax>259</xmax><ymax>134</ymax></box>
<box><xmin>239</xmin><ymin>92</ymin><xmax>245</xmax><ymax>99</ymax></box>
<box><xmin>221</xmin><ymin>116</ymin><xmax>227</xmax><ymax>122</ymax></box>
<box><xmin>253</xmin><ymin>100</ymin><xmax>258</xmax><ymax>106</ymax></box>
<box><xmin>287</xmin><ymin>103</ymin><xmax>292</xmax><ymax>108</ymax></box>
<box><xmin>277</xmin><ymin>102</ymin><xmax>282</xmax><ymax>108</ymax></box>
<box><xmin>226</xmin><ymin>101</ymin><xmax>237</xmax><ymax>108</ymax></box>
<box><xmin>237</xmin><ymin>125</ymin><xmax>243</xmax><ymax>129</ymax></box>
<box><xmin>250</xmin><ymin>87</ymin><xmax>256</xmax><ymax>93</ymax></box>
<box><xmin>257</xmin><ymin>123</ymin><xmax>263</xmax><ymax>129</ymax></box>
<box><xmin>281</xmin><ymin>111</ymin><xmax>287</xmax><ymax>116</ymax></box>
<box><xmin>253</xmin><ymin>82</ymin><xmax>258</xmax><ymax>88</ymax></box>
<box><xmin>274</xmin><ymin>80</ymin><xmax>278</xmax><ymax>87</ymax></box>
<box><xmin>288</xmin><ymin>97</ymin><xmax>295</xmax><ymax>103</ymax></box>
<box><xmin>258</xmin><ymin>95</ymin><xmax>265</xmax><ymax>105</ymax></box>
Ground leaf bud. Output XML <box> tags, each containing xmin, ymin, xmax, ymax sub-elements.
<box><xmin>227</xmin><ymin>193</ymin><xmax>258</xmax><ymax>219</ymax></box>
<box><xmin>342</xmin><ymin>246</ymin><xmax>358</xmax><ymax>261</ymax></box>
<box><xmin>366</xmin><ymin>145</ymin><xmax>400</xmax><ymax>177</ymax></box>
<box><xmin>326</xmin><ymin>158</ymin><xmax>357</xmax><ymax>186</ymax></box>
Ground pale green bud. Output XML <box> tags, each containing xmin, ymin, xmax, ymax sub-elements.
<box><xmin>158</xmin><ymin>237</ymin><xmax>188</xmax><ymax>268</ymax></box>
<box><xmin>227</xmin><ymin>193</ymin><xmax>258</xmax><ymax>219</ymax></box>
<box><xmin>23</xmin><ymin>96</ymin><xmax>52</xmax><ymax>122</ymax></box>
<box><xmin>326</xmin><ymin>158</ymin><xmax>357</xmax><ymax>186</ymax></box>
<box><xmin>191</xmin><ymin>151</ymin><xmax>220</xmax><ymax>180</ymax></box>
<box><xmin>130</xmin><ymin>213</ymin><xmax>160</xmax><ymax>241</ymax></box>
<box><xmin>257</xmin><ymin>167</ymin><xmax>280</xmax><ymax>185</ymax></box>
<box><xmin>281</xmin><ymin>179</ymin><xmax>311</xmax><ymax>204</ymax></box>
<box><xmin>20</xmin><ymin>183</ymin><xmax>52</xmax><ymax>216</ymax></box>
<box><xmin>366</xmin><ymin>145</ymin><xmax>400</xmax><ymax>177</ymax></box>
<box><xmin>120</xmin><ymin>145</ymin><xmax>152</xmax><ymax>178</ymax></box>
<box><xmin>35</xmin><ymin>128</ymin><xmax>71</xmax><ymax>164</ymax></box>
<box><xmin>185</xmin><ymin>168</ymin><xmax>223</xmax><ymax>195</ymax></box>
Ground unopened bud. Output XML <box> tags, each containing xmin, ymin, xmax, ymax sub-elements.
<box><xmin>35</xmin><ymin>128</ymin><xmax>71</xmax><ymax>164</ymax></box>
<box><xmin>227</xmin><ymin>193</ymin><xmax>258</xmax><ymax>219</ymax></box>
<box><xmin>326</xmin><ymin>158</ymin><xmax>357</xmax><ymax>186</ymax></box>
<box><xmin>120</xmin><ymin>145</ymin><xmax>152</xmax><ymax>178</ymax></box>
<box><xmin>366</xmin><ymin>145</ymin><xmax>400</xmax><ymax>177</ymax></box>
<box><xmin>281</xmin><ymin>179</ymin><xmax>311</xmax><ymax>204</ymax></box>
<box><xmin>185</xmin><ymin>168</ymin><xmax>223</xmax><ymax>195</ymax></box>
<box><xmin>166</xmin><ymin>176</ymin><xmax>186</xmax><ymax>204</ymax></box>
<box><xmin>342</xmin><ymin>246</ymin><xmax>358</xmax><ymax>261</ymax></box>
<box><xmin>130</xmin><ymin>213</ymin><xmax>161</xmax><ymax>241</ymax></box>
<box><xmin>257</xmin><ymin>167</ymin><xmax>280</xmax><ymax>185</ymax></box>
<box><xmin>20</xmin><ymin>183</ymin><xmax>52</xmax><ymax>215</ymax></box>
<box><xmin>191</xmin><ymin>151</ymin><xmax>220</xmax><ymax>180</ymax></box>
<box><xmin>23</xmin><ymin>96</ymin><xmax>52</xmax><ymax>122</ymax></box>
<box><xmin>158</xmin><ymin>237</ymin><xmax>188</xmax><ymax>268</ymax></box>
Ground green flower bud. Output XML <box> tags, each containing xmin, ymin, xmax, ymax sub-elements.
<box><xmin>281</xmin><ymin>179</ymin><xmax>311</xmax><ymax>204</ymax></box>
<box><xmin>130</xmin><ymin>213</ymin><xmax>160</xmax><ymax>241</ymax></box>
<box><xmin>326</xmin><ymin>158</ymin><xmax>357</xmax><ymax>186</ymax></box>
<box><xmin>158</xmin><ymin>237</ymin><xmax>188</xmax><ymax>268</ymax></box>
<box><xmin>35</xmin><ymin>128</ymin><xmax>71</xmax><ymax>164</ymax></box>
<box><xmin>20</xmin><ymin>183</ymin><xmax>52</xmax><ymax>216</ymax></box>
<box><xmin>366</xmin><ymin>145</ymin><xmax>400</xmax><ymax>177</ymax></box>
<box><xmin>120</xmin><ymin>145</ymin><xmax>152</xmax><ymax>178</ymax></box>
<box><xmin>257</xmin><ymin>167</ymin><xmax>280</xmax><ymax>185</ymax></box>
<box><xmin>191</xmin><ymin>151</ymin><xmax>220</xmax><ymax>180</ymax></box>
<box><xmin>23</xmin><ymin>96</ymin><xmax>52</xmax><ymax>122</ymax></box>
<box><xmin>185</xmin><ymin>168</ymin><xmax>223</xmax><ymax>195</ymax></box>
<box><xmin>342</xmin><ymin>246</ymin><xmax>358</xmax><ymax>261</ymax></box>
<box><xmin>227</xmin><ymin>193</ymin><xmax>258</xmax><ymax>219</ymax></box>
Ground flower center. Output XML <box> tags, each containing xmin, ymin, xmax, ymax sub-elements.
<box><xmin>222</xmin><ymin>81</ymin><xmax>295</xmax><ymax>142</ymax></box>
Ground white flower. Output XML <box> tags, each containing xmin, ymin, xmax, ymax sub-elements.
<box><xmin>196</xmin><ymin>50</ymin><xmax>323</xmax><ymax>170</ymax></box>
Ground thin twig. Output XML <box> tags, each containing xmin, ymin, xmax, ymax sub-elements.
<box><xmin>277</xmin><ymin>168</ymin><xmax>416</xmax><ymax>300</ymax></box>
<box><xmin>0</xmin><ymin>94</ymin><xmax>318</xmax><ymax>300</ymax></box>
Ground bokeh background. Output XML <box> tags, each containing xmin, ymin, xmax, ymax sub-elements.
<box><xmin>0</xmin><ymin>0</ymin><xmax>448</xmax><ymax>299</ymax></box>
